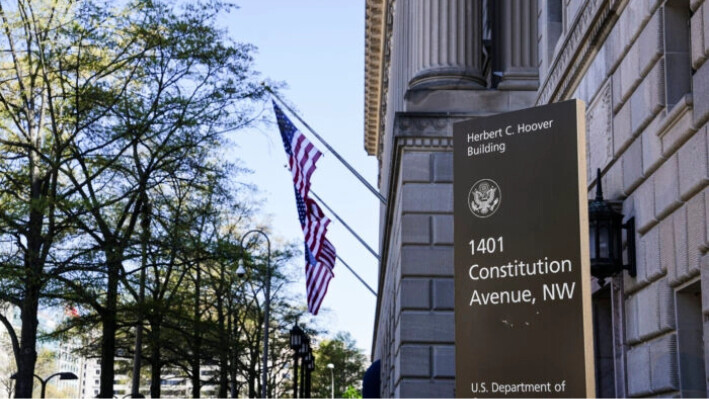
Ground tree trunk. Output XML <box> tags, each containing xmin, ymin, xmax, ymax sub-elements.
<box><xmin>248</xmin><ymin>348</ymin><xmax>257</xmax><ymax>399</ymax></box>
<box><xmin>14</xmin><ymin>281</ymin><xmax>39</xmax><ymax>399</ymax></box>
<box><xmin>248</xmin><ymin>376</ymin><xmax>256</xmax><ymax>398</ymax></box>
<box><xmin>99</xmin><ymin>255</ymin><xmax>120</xmax><ymax>398</ymax></box>
<box><xmin>228</xmin><ymin>303</ymin><xmax>237</xmax><ymax>398</ymax></box>
<box><xmin>217</xmin><ymin>284</ymin><xmax>228</xmax><ymax>398</ymax></box>
<box><xmin>190</xmin><ymin>357</ymin><xmax>200</xmax><ymax>399</ymax></box>
<box><xmin>191</xmin><ymin>267</ymin><xmax>201</xmax><ymax>398</ymax></box>
<box><xmin>150</xmin><ymin>332</ymin><xmax>161</xmax><ymax>399</ymax></box>
<box><xmin>131</xmin><ymin>200</ymin><xmax>150</xmax><ymax>397</ymax></box>
<box><xmin>229</xmin><ymin>323</ymin><xmax>238</xmax><ymax>399</ymax></box>
<box><xmin>15</xmin><ymin>149</ymin><xmax>46</xmax><ymax>398</ymax></box>
<box><xmin>219</xmin><ymin>343</ymin><xmax>229</xmax><ymax>397</ymax></box>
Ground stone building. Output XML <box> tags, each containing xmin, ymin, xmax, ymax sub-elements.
<box><xmin>364</xmin><ymin>0</ymin><xmax>709</xmax><ymax>397</ymax></box>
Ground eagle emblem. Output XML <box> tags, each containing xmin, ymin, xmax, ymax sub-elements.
<box><xmin>468</xmin><ymin>179</ymin><xmax>501</xmax><ymax>218</ymax></box>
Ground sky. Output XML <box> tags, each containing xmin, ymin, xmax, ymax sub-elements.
<box><xmin>223</xmin><ymin>1</ymin><xmax>379</xmax><ymax>355</ymax></box>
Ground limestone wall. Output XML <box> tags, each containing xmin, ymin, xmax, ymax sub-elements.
<box><xmin>371</xmin><ymin>0</ymin><xmax>709</xmax><ymax>397</ymax></box>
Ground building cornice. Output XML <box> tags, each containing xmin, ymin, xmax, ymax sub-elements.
<box><xmin>364</xmin><ymin>0</ymin><xmax>389</xmax><ymax>156</ymax></box>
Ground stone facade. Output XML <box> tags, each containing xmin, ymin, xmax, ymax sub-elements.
<box><xmin>365</xmin><ymin>0</ymin><xmax>709</xmax><ymax>397</ymax></box>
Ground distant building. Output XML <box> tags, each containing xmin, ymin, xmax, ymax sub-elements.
<box><xmin>0</xmin><ymin>304</ymin><xmax>224</xmax><ymax>399</ymax></box>
<box><xmin>78</xmin><ymin>356</ymin><xmax>102</xmax><ymax>398</ymax></box>
<box><xmin>55</xmin><ymin>336</ymin><xmax>81</xmax><ymax>397</ymax></box>
<box><xmin>365</xmin><ymin>0</ymin><xmax>708</xmax><ymax>397</ymax></box>
<box><xmin>157</xmin><ymin>367</ymin><xmax>219</xmax><ymax>398</ymax></box>
<box><xmin>75</xmin><ymin>356</ymin><xmax>221</xmax><ymax>399</ymax></box>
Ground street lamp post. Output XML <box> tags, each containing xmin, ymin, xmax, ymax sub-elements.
<box><xmin>289</xmin><ymin>324</ymin><xmax>304</xmax><ymax>398</ymax></box>
<box><xmin>327</xmin><ymin>363</ymin><xmax>334</xmax><ymax>399</ymax></box>
<box><xmin>298</xmin><ymin>336</ymin><xmax>310</xmax><ymax>399</ymax></box>
<box><xmin>304</xmin><ymin>348</ymin><xmax>314</xmax><ymax>398</ymax></box>
<box><xmin>239</xmin><ymin>229</ymin><xmax>272</xmax><ymax>399</ymax></box>
<box><xmin>11</xmin><ymin>372</ymin><xmax>78</xmax><ymax>399</ymax></box>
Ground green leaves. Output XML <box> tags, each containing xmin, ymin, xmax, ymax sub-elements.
<box><xmin>311</xmin><ymin>332</ymin><xmax>368</xmax><ymax>399</ymax></box>
<box><xmin>0</xmin><ymin>0</ymin><xmax>275</xmax><ymax>395</ymax></box>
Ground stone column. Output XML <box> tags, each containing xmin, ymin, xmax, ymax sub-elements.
<box><xmin>408</xmin><ymin>0</ymin><xmax>486</xmax><ymax>90</ymax></box>
<box><xmin>494</xmin><ymin>0</ymin><xmax>539</xmax><ymax>90</ymax></box>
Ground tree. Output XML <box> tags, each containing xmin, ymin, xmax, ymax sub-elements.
<box><xmin>55</xmin><ymin>1</ymin><xmax>266</xmax><ymax>394</ymax></box>
<box><xmin>0</xmin><ymin>0</ymin><xmax>117</xmax><ymax>395</ymax></box>
<box><xmin>9</xmin><ymin>0</ymin><xmax>269</xmax><ymax>396</ymax></box>
<box><xmin>311</xmin><ymin>332</ymin><xmax>367</xmax><ymax>399</ymax></box>
<box><xmin>231</xmin><ymin>266</ymin><xmax>306</xmax><ymax>399</ymax></box>
<box><xmin>0</xmin><ymin>2</ymin><xmax>303</xmax><ymax>398</ymax></box>
<box><xmin>137</xmin><ymin>166</ymin><xmax>249</xmax><ymax>398</ymax></box>
<box><xmin>342</xmin><ymin>385</ymin><xmax>362</xmax><ymax>399</ymax></box>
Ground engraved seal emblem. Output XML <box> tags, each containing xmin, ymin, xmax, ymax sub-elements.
<box><xmin>468</xmin><ymin>179</ymin><xmax>501</xmax><ymax>218</ymax></box>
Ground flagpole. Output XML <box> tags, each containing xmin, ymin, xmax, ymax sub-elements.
<box><xmin>336</xmin><ymin>254</ymin><xmax>377</xmax><ymax>296</ymax></box>
<box><xmin>311</xmin><ymin>190</ymin><xmax>380</xmax><ymax>260</ymax></box>
<box><xmin>265</xmin><ymin>84</ymin><xmax>387</xmax><ymax>205</ymax></box>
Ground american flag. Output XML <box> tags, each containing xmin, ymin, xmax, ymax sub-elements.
<box><xmin>273</xmin><ymin>101</ymin><xmax>335</xmax><ymax>315</ymax></box>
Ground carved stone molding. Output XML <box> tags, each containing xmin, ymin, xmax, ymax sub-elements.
<box><xmin>536</xmin><ymin>0</ymin><xmax>619</xmax><ymax>105</ymax></box>
<box><xmin>377</xmin><ymin>0</ymin><xmax>396</xmax><ymax>159</ymax></box>
<box><xmin>397</xmin><ymin>137</ymin><xmax>454</xmax><ymax>149</ymax></box>
<box><xmin>394</xmin><ymin>112</ymin><xmax>476</xmax><ymax>138</ymax></box>
<box><xmin>586</xmin><ymin>81</ymin><xmax>613</xmax><ymax>181</ymax></box>
<box><xmin>364</xmin><ymin>0</ymin><xmax>388</xmax><ymax>156</ymax></box>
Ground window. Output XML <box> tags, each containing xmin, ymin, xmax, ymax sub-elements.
<box><xmin>547</xmin><ymin>0</ymin><xmax>563</xmax><ymax>62</ymax></box>
<box><xmin>676</xmin><ymin>280</ymin><xmax>706</xmax><ymax>397</ymax></box>
<box><xmin>664</xmin><ymin>0</ymin><xmax>691</xmax><ymax>109</ymax></box>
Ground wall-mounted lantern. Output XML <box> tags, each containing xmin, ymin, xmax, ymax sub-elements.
<box><xmin>588</xmin><ymin>169</ymin><xmax>636</xmax><ymax>286</ymax></box>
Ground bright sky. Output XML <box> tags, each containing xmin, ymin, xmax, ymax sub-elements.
<box><xmin>224</xmin><ymin>1</ymin><xmax>378</xmax><ymax>354</ymax></box>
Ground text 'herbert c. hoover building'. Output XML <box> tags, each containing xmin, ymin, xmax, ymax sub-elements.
<box><xmin>364</xmin><ymin>0</ymin><xmax>709</xmax><ymax>397</ymax></box>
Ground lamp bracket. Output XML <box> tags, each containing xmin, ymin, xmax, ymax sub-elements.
<box><xmin>622</xmin><ymin>218</ymin><xmax>637</xmax><ymax>278</ymax></box>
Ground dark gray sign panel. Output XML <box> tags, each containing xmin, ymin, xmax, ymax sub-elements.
<box><xmin>453</xmin><ymin>100</ymin><xmax>594</xmax><ymax>398</ymax></box>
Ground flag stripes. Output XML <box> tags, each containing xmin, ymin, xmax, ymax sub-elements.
<box><xmin>274</xmin><ymin>101</ymin><xmax>336</xmax><ymax>315</ymax></box>
<box><xmin>289</xmin><ymin>133</ymin><xmax>321</xmax><ymax>198</ymax></box>
<box><xmin>304</xmin><ymin>197</ymin><xmax>330</xmax><ymax>258</ymax></box>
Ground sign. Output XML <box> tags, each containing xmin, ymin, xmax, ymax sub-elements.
<box><xmin>453</xmin><ymin>100</ymin><xmax>594</xmax><ymax>398</ymax></box>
